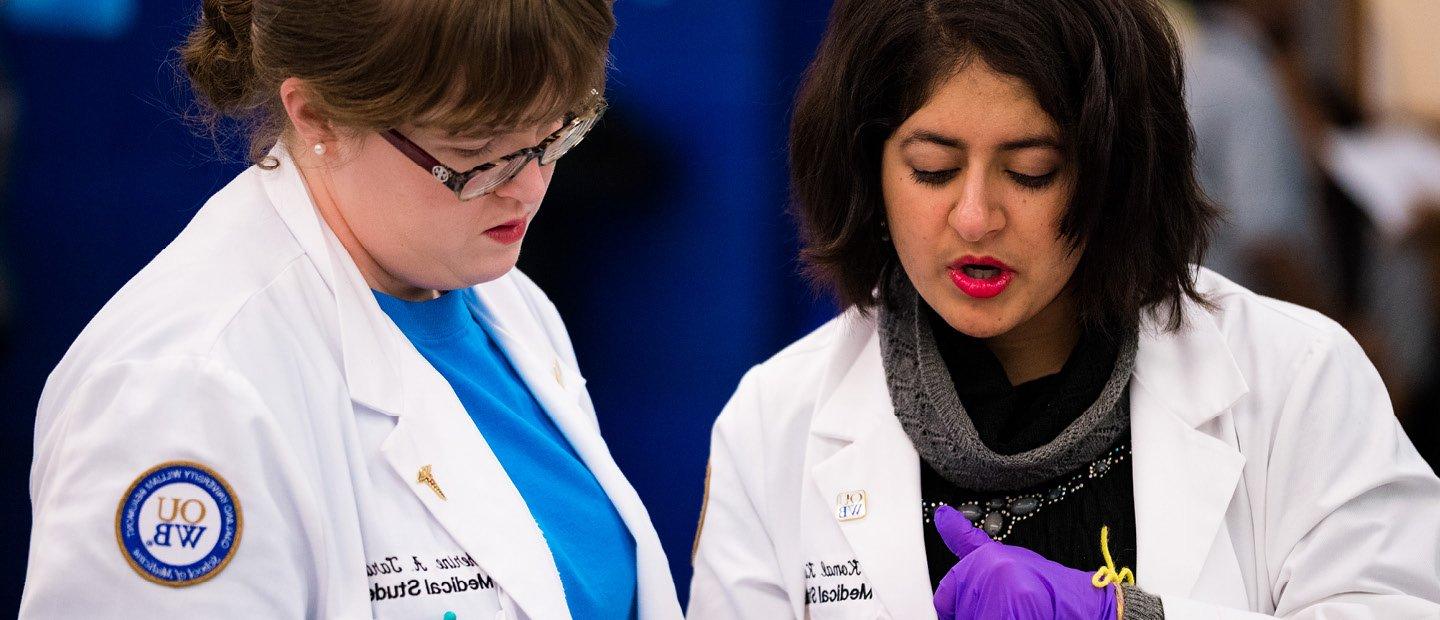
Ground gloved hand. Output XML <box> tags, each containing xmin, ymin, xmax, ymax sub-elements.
<box><xmin>932</xmin><ymin>505</ymin><xmax>1118</xmax><ymax>620</ymax></box>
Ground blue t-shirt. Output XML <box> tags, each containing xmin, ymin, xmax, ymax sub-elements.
<box><xmin>374</xmin><ymin>288</ymin><xmax>637</xmax><ymax>619</ymax></box>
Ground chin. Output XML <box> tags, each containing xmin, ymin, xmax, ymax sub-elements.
<box><xmin>460</xmin><ymin>267</ymin><xmax>515</xmax><ymax>288</ymax></box>
<box><xmin>942</xmin><ymin>316</ymin><xmax>1015</xmax><ymax>339</ymax></box>
<box><xmin>446</xmin><ymin>242</ymin><xmax>517</xmax><ymax>283</ymax></box>
<box><xmin>467</xmin><ymin>257</ymin><xmax>523</xmax><ymax>286</ymax></box>
<box><xmin>931</xmin><ymin>295</ymin><xmax>1022</xmax><ymax>340</ymax></box>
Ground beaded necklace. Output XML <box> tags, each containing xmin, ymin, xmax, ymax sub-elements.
<box><xmin>921</xmin><ymin>442</ymin><xmax>1130</xmax><ymax>542</ymax></box>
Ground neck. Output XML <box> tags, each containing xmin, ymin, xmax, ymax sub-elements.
<box><xmin>984</xmin><ymin>291</ymin><xmax>1081</xmax><ymax>385</ymax></box>
<box><xmin>295</xmin><ymin>149</ymin><xmax>438</xmax><ymax>302</ymax></box>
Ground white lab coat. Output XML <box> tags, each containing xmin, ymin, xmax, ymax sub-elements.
<box><xmin>689</xmin><ymin>270</ymin><xmax>1440</xmax><ymax>619</ymax></box>
<box><xmin>21</xmin><ymin>146</ymin><xmax>683</xmax><ymax>620</ymax></box>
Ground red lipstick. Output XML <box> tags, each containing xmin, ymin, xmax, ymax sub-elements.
<box><xmin>484</xmin><ymin>218</ymin><xmax>527</xmax><ymax>245</ymax></box>
<box><xmin>947</xmin><ymin>256</ymin><xmax>1015</xmax><ymax>299</ymax></box>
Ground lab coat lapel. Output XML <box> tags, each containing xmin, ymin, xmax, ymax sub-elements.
<box><xmin>349</xmin><ymin>274</ymin><xmax>589</xmax><ymax>619</ymax></box>
<box><xmin>259</xmin><ymin>143</ymin><xmax>403</xmax><ymax>415</ymax></box>
<box><xmin>808</xmin><ymin>330</ymin><xmax>938</xmax><ymax>620</ymax></box>
<box><xmin>1129</xmin><ymin>304</ymin><xmax>1249</xmax><ymax>598</ymax></box>
<box><xmin>264</xmin><ymin>146</ymin><xmax>572</xmax><ymax>619</ymax></box>
<box><xmin>472</xmin><ymin>278</ymin><xmax>683</xmax><ymax>619</ymax></box>
<box><xmin>353</xmin><ymin>271</ymin><xmax>570</xmax><ymax>620</ymax></box>
<box><xmin>379</xmin><ymin>373</ymin><xmax>572</xmax><ymax>620</ymax></box>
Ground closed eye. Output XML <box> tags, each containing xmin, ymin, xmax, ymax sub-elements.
<box><xmin>1008</xmin><ymin>170</ymin><xmax>1057</xmax><ymax>189</ymax></box>
<box><xmin>910</xmin><ymin>168</ymin><xmax>958</xmax><ymax>186</ymax></box>
<box><xmin>450</xmin><ymin>146</ymin><xmax>495</xmax><ymax>159</ymax></box>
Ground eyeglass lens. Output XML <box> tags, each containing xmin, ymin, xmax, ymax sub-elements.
<box><xmin>457</xmin><ymin>114</ymin><xmax>600</xmax><ymax>200</ymax></box>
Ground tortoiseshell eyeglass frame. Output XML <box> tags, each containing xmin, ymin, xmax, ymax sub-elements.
<box><xmin>379</xmin><ymin>97</ymin><xmax>608</xmax><ymax>201</ymax></box>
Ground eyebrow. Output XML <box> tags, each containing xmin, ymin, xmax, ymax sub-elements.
<box><xmin>444</xmin><ymin>128</ymin><xmax>505</xmax><ymax>140</ymax></box>
<box><xmin>900</xmin><ymin>131</ymin><xmax>1061</xmax><ymax>152</ymax></box>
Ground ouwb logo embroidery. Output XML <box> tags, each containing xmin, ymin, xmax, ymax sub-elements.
<box><xmin>115</xmin><ymin>461</ymin><xmax>243</xmax><ymax>587</ymax></box>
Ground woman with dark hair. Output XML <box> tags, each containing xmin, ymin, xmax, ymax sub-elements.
<box><xmin>22</xmin><ymin>1</ymin><xmax>681</xmax><ymax>618</ymax></box>
<box><xmin>688</xmin><ymin>0</ymin><xmax>1440</xmax><ymax>617</ymax></box>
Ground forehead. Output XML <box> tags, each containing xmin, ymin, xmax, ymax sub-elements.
<box><xmin>408</xmin><ymin>93</ymin><xmax>575</xmax><ymax>139</ymax></box>
<box><xmin>408</xmin><ymin>110</ymin><xmax>538</xmax><ymax>138</ymax></box>
<box><xmin>900</xmin><ymin>59</ymin><xmax>1058</xmax><ymax>142</ymax></box>
<box><xmin>409</xmin><ymin>120</ymin><xmax>520</xmax><ymax>140</ymax></box>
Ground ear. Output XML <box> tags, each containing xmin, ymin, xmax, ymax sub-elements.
<box><xmin>279</xmin><ymin>77</ymin><xmax>333</xmax><ymax>149</ymax></box>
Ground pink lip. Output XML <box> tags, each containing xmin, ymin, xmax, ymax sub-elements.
<box><xmin>484</xmin><ymin>218</ymin><xmax>528</xmax><ymax>245</ymax></box>
<box><xmin>947</xmin><ymin>255</ymin><xmax>1016</xmax><ymax>299</ymax></box>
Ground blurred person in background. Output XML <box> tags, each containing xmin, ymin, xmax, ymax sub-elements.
<box><xmin>1246</xmin><ymin>0</ymin><xmax>1440</xmax><ymax>466</ymax></box>
<box><xmin>1325</xmin><ymin>0</ymin><xmax>1440</xmax><ymax>467</ymax></box>
<box><xmin>20</xmin><ymin>0</ymin><xmax>683</xmax><ymax>618</ymax></box>
<box><xmin>689</xmin><ymin>0</ymin><xmax>1440</xmax><ymax>618</ymax></box>
<box><xmin>1164</xmin><ymin>0</ymin><xmax>1335</xmax><ymax>316</ymax></box>
<box><xmin>1172</xmin><ymin>0</ymin><xmax>1440</xmax><ymax>468</ymax></box>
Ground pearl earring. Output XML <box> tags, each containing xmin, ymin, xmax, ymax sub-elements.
<box><xmin>313</xmin><ymin>143</ymin><xmax>327</xmax><ymax>156</ymax></box>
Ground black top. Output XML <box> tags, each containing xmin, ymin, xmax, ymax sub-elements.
<box><xmin>920</xmin><ymin>307</ymin><xmax>1138</xmax><ymax>590</ymax></box>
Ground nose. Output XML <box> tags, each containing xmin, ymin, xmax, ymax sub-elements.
<box><xmin>492</xmin><ymin>157</ymin><xmax>549</xmax><ymax>205</ymax></box>
<box><xmin>948</xmin><ymin>167</ymin><xmax>1005</xmax><ymax>243</ymax></box>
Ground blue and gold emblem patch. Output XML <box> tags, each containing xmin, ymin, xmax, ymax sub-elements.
<box><xmin>114</xmin><ymin>461</ymin><xmax>243</xmax><ymax>587</ymax></box>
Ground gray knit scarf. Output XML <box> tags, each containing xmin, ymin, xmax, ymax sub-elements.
<box><xmin>878</xmin><ymin>275</ymin><xmax>1138</xmax><ymax>491</ymax></box>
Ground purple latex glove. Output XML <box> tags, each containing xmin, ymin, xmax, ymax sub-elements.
<box><xmin>932</xmin><ymin>505</ymin><xmax>1118</xmax><ymax>620</ymax></box>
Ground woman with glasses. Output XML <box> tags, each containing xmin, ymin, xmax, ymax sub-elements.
<box><xmin>689</xmin><ymin>0</ymin><xmax>1440</xmax><ymax>618</ymax></box>
<box><xmin>21</xmin><ymin>1</ymin><xmax>681</xmax><ymax>618</ymax></box>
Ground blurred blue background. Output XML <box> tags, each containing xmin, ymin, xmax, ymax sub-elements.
<box><xmin>0</xmin><ymin>0</ymin><xmax>836</xmax><ymax>613</ymax></box>
<box><xmin>5</xmin><ymin>0</ymin><xmax>1440</xmax><ymax>615</ymax></box>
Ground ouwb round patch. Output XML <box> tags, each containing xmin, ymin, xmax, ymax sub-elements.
<box><xmin>114</xmin><ymin>461</ymin><xmax>243</xmax><ymax>587</ymax></box>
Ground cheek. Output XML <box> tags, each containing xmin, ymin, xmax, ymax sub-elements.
<box><xmin>881</xmin><ymin>162</ymin><xmax>945</xmax><ymax>255</ymax></box>
<box><xmin>340</xmin><ymin>148</ymin><xmax>457</xmax><ymax>222</ymax></box>
<box><xmin>1011</xmin><ymin>194</ymin><xmax>1080</xmax><ymax>279</ymax></box>
<box><xmin>332</xmin><ymin>168</ymin><xmax>475</xmax><ymax>272</ymax></box>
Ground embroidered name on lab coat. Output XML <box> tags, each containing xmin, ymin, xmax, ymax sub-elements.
<box><xmin>365</xmin><ymin>551</ymin><xmax>497</xmax><ymax>603</ymax></box>
<box><xmin>803</xmin><ymin>558</ymin><xmax>874</xmax><ymax>605</ymax></box>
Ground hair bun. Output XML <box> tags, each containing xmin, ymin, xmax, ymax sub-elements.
<box><xmin>201</xmin><ymin>1</ymin><xmax>242</xmax><ymax>50</ymax></box>
<box><xmin>182</xmin><ymin>0</ymin><xmax>257</xmax><ymax>114</ymax></box>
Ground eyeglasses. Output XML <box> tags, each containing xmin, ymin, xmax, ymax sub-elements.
<box><xmin>381</xmin><ymin>99</ymin><xmax>607</xmax><ymax>201</ymax></box>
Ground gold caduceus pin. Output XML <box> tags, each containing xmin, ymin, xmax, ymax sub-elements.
<box><xmin>417</xmin><ymin>464</ymin><xmax>446</xmax><ymax>501</ymax></box>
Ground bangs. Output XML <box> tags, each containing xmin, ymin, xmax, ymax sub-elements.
<box><xmin>316</xmin><ymin>0</ymin><xmax>613</xmax><ymax>135</ymax></box>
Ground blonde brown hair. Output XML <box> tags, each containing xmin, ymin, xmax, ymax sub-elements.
<box><xmin>181</xmin><ymin>0</ymin><xmax>614</xmax><ymax>167</ymax></box>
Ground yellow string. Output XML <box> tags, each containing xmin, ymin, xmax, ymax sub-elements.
<box><xmin>1091</xmin><ymin>526</ymin><xmax>1135</xmax><ymax>588</ymax></box>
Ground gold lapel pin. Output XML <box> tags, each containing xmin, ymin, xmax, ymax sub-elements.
<box><xmin>417</xmin><ymin>464</ymin><xmax>446</xmax><ymax>501</ymax></box>
<box><xmin>552</xmin><ymin>360</ymin><xmax>565</xmax><ymax>387</ymax></box>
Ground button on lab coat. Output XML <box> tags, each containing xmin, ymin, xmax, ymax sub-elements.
<box><xmin>689</xmin><ymin>270</ymin><xmax>1440</xmax><ymax>619</ymax></box>
<box><xmin>21</xmin><ymin>146</ymin><xmax>682</xmax><ymax>619</ymax></box>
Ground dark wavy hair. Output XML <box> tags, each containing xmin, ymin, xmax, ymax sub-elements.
<box><xmin>790</xmin><ymin>0</ymin><xmax>1217</xmax><ymax>338</ymax></box>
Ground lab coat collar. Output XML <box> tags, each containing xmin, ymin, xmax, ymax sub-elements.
<box><xmin>1129</xmin><ymin>294</ymin><xmax>1249</xmax><ymax>597</ymax></box>
<box><xmin>810</xmin><ymin>313</ymin><xmax>887</xmax><ymax>443</ymax></box>
<box><xmin>1131</xmin><ymin>296</ymin><xmax>1250</xmax><ymax>429</ymax></box>
<box><xmin>257</xmin><ymin>144</ymin><xmax>406</xmax><ymax>416</ymax></box>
